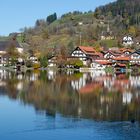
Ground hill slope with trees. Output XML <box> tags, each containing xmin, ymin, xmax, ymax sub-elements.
<box><xmin>1</xmin><ymin>0</ymin><xmax>139</xmax><ymax>58</ymax></box>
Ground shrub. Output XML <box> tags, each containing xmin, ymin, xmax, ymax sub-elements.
<box><xmin>68</xmin><ymin>59</ymin><xmax>83</xmax><ymax>69</ymax></box>
<box><xmin>74</xmin><ymin>59</ymin><xmax>83</xmax><ymax>68</ymax></box>
<box><xmin>39</xmin><ymin>56</ymin><xmax>48</xmax><ymax>68</ymax></box>
<box><xmin>33</xmin><ymin>63</ymin><xmax>40</xmax><ymax>69</ymax></box>
<box><xmin>26</xmin><ymin>60</ymin><xmax>33</xmax><ymax>68</ymax></box>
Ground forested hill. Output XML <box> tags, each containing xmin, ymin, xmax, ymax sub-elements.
<box><xmin>95</xmin><ymin>0</ymin><xmax>140</xmax><ymax>26</ymax></box>
<box><xmin>1</xmin><ymin>0</ymin><xmax>140</xmax><ymax>56</ymax></box>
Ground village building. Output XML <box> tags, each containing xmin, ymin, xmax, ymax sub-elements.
<box><xmin>114</xmin><ymin>63</ymin><xmax>127</xmax><ymax>73</ymax></box>
<box><xmin>119</xmin><ymin>48</ymin><xmax>134</xmax><ymax>56</ymax></box>
<box><xmin>71</xmin><ymin>46</ymin><xmax>97</xmax><ymax>65</ymax></box>
<box><xmin>0</xmin><ymin>41</ymin><xmax>23</xmax><ymax>66</ymax></box>
<box><xmin>27</xmin><ymin>55</ymin><xmax>38</xmax><ymax>64</ymax></box>
<box><xmin>130</xmin><ymin>50</ymin><xmax>140</xmax><ymax>64</ymax></box>
<box><xmin>91</xmin><ymin>58</ymin><xmax>112</xmax><ymax>69</ymax></box>
<box><xmin>103</xmin><ymin>50</ymin><xmax>121</xmax><ymax>60</ymax></box>
<box><xmin>113</xmin><ymin>56</ymin><xmax>130</xmax><ymax>64</ymax></box>
<box><xmin>122</xmin><ymin>35</ymin><xmax>134</xmax><ymax>46</ymax></box>
<box><xmin>48</xmin><ymin>56</ymin><xmax>57</xmax><ymax>67</ymax></box>
<box><xmin>90</xmin><ymin>61</ymin><xmax>106</xmax><ymax>70</ymax></box>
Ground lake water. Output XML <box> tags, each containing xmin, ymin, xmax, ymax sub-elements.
<box><xmin>0</xmin><ymin>69</ymin><xmax>140</xmax><ymax>140</ymax></box>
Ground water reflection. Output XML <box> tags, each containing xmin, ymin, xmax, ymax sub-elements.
<box><xmin>0</xmin><ymin>69</ymin><xmax>140</xmax><ymax>122</ymax></box>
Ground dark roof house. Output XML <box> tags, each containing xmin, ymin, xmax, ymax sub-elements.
<box><xmin>0</xmin><ymin>40</ymin><xmax>23</xmax><ymax>54</ymax></box>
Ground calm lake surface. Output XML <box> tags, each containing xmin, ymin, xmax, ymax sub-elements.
<box><xmin>0</xmin><ymin>69</ymin><xmax>140</xmax><ymax>140</ymax></box>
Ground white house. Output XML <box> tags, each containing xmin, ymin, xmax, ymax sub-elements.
<box><xmin>129</xmin><ymin>51</ymin><xmax>140</xmax><ymax>64</ymax></box>
<box><xmin>103</xmin><ymin>51</ymin><xmax>121</xmax><ymax>60</ymax></box>
<box><xmin>27</xmin><ymin>55</ymin><xmax>38</xmax><ymax>64</ymax></box>
<box><xmin>48</xmin><ymin>56</ymin><xmax>57</xmax><ymax>67</ymax></box>
<box><xmin>0</xmin><ymin>41</ymin><xmax>24</xmax><ymax>66</ymax></box>
<box><xmin>122</xmin><ymin>36</ymin><xmax>134</xmax><ymax>46</ymax></box>
<box><xmin>90</xmin><ymin>61</ymin><xmax>106</xmax><ymax>70</ymax></box>
<box><xmin>71</xmin><ymin>46</ymin><xmax>96</xmax><ymax>65</ymax></box>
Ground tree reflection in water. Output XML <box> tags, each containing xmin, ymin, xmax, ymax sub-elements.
<box><xmin>0</xmin><ymin>69</ymin><xmax>140</xmax><ymax>122</ymax></box>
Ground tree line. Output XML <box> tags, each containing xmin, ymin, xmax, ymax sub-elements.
<box><xmin>95</xmin><ymin>0</ymin><xmax>140</xmax><ymax>27</ymax></box>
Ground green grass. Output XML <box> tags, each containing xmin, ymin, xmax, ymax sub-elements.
<box><xmin>99</xmin><ymin>39</ymin><xmax>118</xmax><ymax>48</ymax></box>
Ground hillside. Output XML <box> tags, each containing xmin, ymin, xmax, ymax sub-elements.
<box><xmin>95</xmin><ymin>0</ymin><xmax>140</xmax><ymax>27</ymax></box>
<box><xmin>22</xmin><ymin>12</ymin><xmax>102</xmax><ymax>56</ymax></box>
<box><xmin>8</xmin><ymin>0</ymin><xmax>140</xmax><ymax>57</ymax></box>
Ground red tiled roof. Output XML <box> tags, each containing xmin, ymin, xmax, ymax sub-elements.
<box><xmin>99</xmin><ymin>61</ymin><xmax>112</xmax><ymax>65</ymax></box>
<box><xmin>94</xmin><ymin>57</ymin><xmax>107</xmax><ymax>60</ymax></box>
<box><xmin>95</xmin><ymin>60</ymin><xmax>112</xmax><ymax>65</ymax></box>
<box><xmin>79</xmin><ymin>46</ymin><xmax>96</xmax><ymax>54</ymax></box>
<box><xmin>119</xmin><ymin>48</ymin><xmax>133</xmax><ymax>53</ymax></box>
<box><xmin>113</xmin><ymin>56</ymin><xmax>130</xmax><ymax>61</ymax></box>
<box><xmin>104</xmin><ymin>51</ymin><xmax>122</xmax><ymax>56</ymax></box>
<box><xmin>93</xmin><ymin>52</ymin><xmax>103</xmax><ymax>57</ymax></box>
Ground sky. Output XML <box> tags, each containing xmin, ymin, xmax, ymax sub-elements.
<box><xmin>0</xmin><ymin>0</ymin><xmax>116</xmax><ymax>35</ymax></box>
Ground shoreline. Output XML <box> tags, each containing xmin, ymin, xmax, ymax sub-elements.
<box><xmin>0</xmin><ymin>66</ymin><xmax>134</xmax><ymax>74</ymax></box>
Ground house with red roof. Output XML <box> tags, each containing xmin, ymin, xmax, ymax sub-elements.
<box><xmin>103</xmin><ymin>50</ymin><xmax>121</xmax><ymax>60</ymax></box>
<box><xmin>90</xmin><ymin>59</ymin><xmax>112</xmax><ymax>70</ymax></box>
<box><xmin>130</xmin><ymin>50</ymin><xmax>140</xmax><ymax>64</ymax></box>
<box><xmin>71</xmin><ymin>46</ymin><xmax>97</xmax><ymax>65</ymax></box>
<box><xmin>113</xmin><ymin>56</ymin><xmax>130</xmax><ymax>64</ymax></box>
<box><xmin>119</xmin><ymin>48</ymin><xmax>133</xmax><ymax>56</ymax></box>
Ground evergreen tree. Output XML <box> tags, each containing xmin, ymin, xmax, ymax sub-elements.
<box><xmin>46</xmin><ymin>13</ymin><xmax>57</xmax><ymax>24</ymax></box>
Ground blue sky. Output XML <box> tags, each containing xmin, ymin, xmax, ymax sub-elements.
<box><xmin>0</xmin><ymin>0</ymin><xmax>116</xmax><ymax>35</ymax></box>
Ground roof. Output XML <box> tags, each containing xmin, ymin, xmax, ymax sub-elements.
<box><xmin>79</xmin><ymin>46</ymin><xmax>96</xmax><ymax>55</ymax></box>
<box><xmin>119</xmin><ymin>48</ymin><xmax>133</xmax><ymax>53</ymax></box>
<box><xmin>131</xmin><ymin>51</ymin><xmax>140</xmax><ymax>55</ymax></box>
<box><xmin>113</xmin><ymin>56</ymin><xmax>130</xmax><ymax>61</ymax></box>
<box><xmin>0</xmin><ymin>41</ymin><xmax>12</xmax><ymax>52</ymax></box>
<box><xmin>104</xmin><ymin>50</ymin><xmax>122</xmax><ymax>56</ymax></box>
<box><xmin>93</xmin><ymin>52</ymin><xmax>103</xmax><ymax>57</ymax></box>
<box><xmin>95</xmin><ymin>60</ymin><xmax>112</xmax><ymax>65</ymax></box>
<box><xmin>98</xmin><ymin>61</ymin><xmax>112</xmax><ymax>65</ymax></box>
<box><xmin>0</xmin><ymin>40</ymin><xmax>21</xmax><ymax>52</ymax></box>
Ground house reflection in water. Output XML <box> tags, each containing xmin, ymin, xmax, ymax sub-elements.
<box><xmin>71</xmin><ymin>71</ymin><xmax>140</xmax><ymax>116</ymax></box>
<box><xmin>0</xmin><ymin>70</ymin><xmax>140</xmax><ymax>121</ymax></box>
<box><xmin>71</xmin><ymin>70</ymin><xmax>106</xmax><ymax>91</ymax></box>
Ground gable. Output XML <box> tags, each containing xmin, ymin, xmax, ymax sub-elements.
<box><xmin>71</xmin><ymin>49</ymin><xmax>86</xmax><ymax>57</ymax></box>
<box><xmin>104</xmin><ymin>52</ymin><xmax>115</xmax><ymax>58</ymax></box>
<box><xmin>71</xmin><ymin>47</ymin><xmax>88</xmax><ymax>57</ymax></box>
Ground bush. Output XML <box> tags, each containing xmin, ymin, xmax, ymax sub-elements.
<box><xmin>69</xmin><ymin>59</ymin><xmax>83</xmax><ymax>69</ymax></box>
<box><xmin>26</xmin><ymin>60</ymin><xmax>33</xmax><ymax>68</ymax></box>
<box><xmin>9</xmin><ymin>58</ymin><xmax>18</xmax><ymax>66</ymax></box>
<box><xmin>74</xmin><ymin>59</ymin><xmax>83</xmax><ymax>68</ymax></box>
<box><xmin>39</xmin><ymin>56</ymin><xmax>48</xmax><ymax>68</ymax></box>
